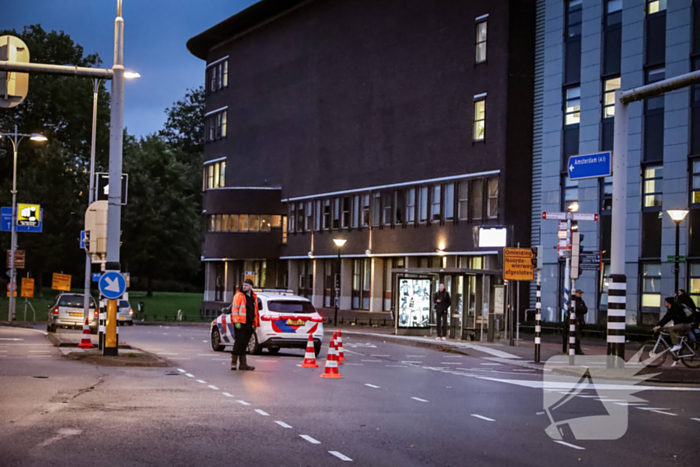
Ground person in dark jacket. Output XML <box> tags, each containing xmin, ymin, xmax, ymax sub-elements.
<box><xmin>573</xmin><ymin>289</ymin><xmax>588</xmax><ymax>355</ymax></box>
<box><xmin>653</xmin><ymin>296</ymin><xmax>695</xmax><ymax>352</ymax></box>
<box><xmin>433</xmin><ymin>284</ymin><xmax>451</xmax><ymax>341</ymax></box>
<box><xmin>677</xmin><ymin>289</ymin><xmax>697</xmax><ymax>314</ymax></box>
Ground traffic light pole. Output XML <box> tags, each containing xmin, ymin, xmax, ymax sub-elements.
<box><xmin>83</xmin><ymin>78</ymin><xmax>101</xmax><ymax>327</ymax></box>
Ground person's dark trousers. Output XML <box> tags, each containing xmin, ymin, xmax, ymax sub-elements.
<box><xmin>574</xmin><ymin>321</ymin><xmax>584</xmax><ymax>354</ymax></box>
<box><xmin>436</xmin><ymin>312</ymin><xmax>448</xmax><ymax>338</ymax></box>
<box><xmin>232</xmin><ymin>324</ymin><xmax>254</xmax><ymax>355</ymax></box>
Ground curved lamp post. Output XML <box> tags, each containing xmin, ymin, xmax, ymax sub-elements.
<box><xmin>667</xmin><ymin>209</ymin><xmax>689</xmax><ymax>293</ymax></box>
<box><xmin>333</xmin><ymin>238</ymin><xmax>347</xmax><ymax>325</ymax></box>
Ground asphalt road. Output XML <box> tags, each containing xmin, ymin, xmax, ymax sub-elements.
<box><xmin>1</xmin><ymin>324</ymin><xmax>699</xmax><ymax>466</ymax></box>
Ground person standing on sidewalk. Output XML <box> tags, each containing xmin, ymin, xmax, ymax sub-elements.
<box><xmin>573</xmin><ymin>289</ymin><xmax>588</xmax><ymax>355</ymax></box>
<box><xmin>433</xmin><ymin>284</ymin><xmax>451</xmax><ymax>341</ymax></box>
<box><xmin>230</xmin><ymin>279</ymin><xmax>260</xmax><ymax>371</ymax></box>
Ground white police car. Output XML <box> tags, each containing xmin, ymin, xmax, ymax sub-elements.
<box><xmin>210</xmin><ymin>290</ymin><xmax>324</xmax><ymax>356</ymax></box>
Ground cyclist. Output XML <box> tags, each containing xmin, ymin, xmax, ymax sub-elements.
<box><xmin>653</xmin><ymin>296</ymin><xmax>695</xmax><ymax>353</ymax></box>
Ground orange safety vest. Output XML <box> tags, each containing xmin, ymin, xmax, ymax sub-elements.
<box><xmin>231</xmin><ymin>290</ymin><xmax>260</xmax><ymax>327</ymax></box>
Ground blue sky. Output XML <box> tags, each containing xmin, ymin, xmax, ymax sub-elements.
<box><xmin>5</xmin><ymin>0</ymin><xmax>257</xmax><ymax>137</ymax></box>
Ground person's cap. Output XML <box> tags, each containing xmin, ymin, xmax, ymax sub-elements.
<box><xmin>575</xmin><ymin>289</ymin><xmax>584</xmax><ymax>294</ymax></box>
<box><xmin>243</xmin><ymin>279</ymin><xmax>254</xmax><ymax>286</ymax></box>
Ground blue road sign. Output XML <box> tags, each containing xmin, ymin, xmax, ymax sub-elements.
<box><xmin>1</xmin><ymin>207</ymin><xmax>43</xmax><ymax>233</ymax></box>
<box><xmin>98</xmin><ymin>271</ymin><xmax>127</xmax><ymax>299</ymax></box>
<box><xmin>568</xmin><ymin>151</ymin><xmax>612</xmax><ymax>180</ymax></box>
<box><xmin>92</xmin><ymin>273</ymin><xmax>101</xmax><ymax>282</ymax></box>
<box><xmin>80</xmin><ymin>230</ymin><xmax>86</xmax><ymax>249</ymax></box>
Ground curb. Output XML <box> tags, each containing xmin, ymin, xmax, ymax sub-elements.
<box><xmin>47</xmin><ymin>332</ymin><xmax>132</xmax><ymax>349</ymax></box>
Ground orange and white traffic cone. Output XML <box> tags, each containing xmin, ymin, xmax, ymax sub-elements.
<box><xmin>77</xmin><ymin>316</ymin><xmax>94</xmax><ymax>349</ymax></box>
<box><xmin>301</xmin><ymin>334</ymin><xmax>319</xmax><ymax>368</ymax></box>
<box><xmin>320</xmin><ymin>337</ymin><xmax>342</xmax><ymax>379</ymax></box>
<box><xmin>336</xmin><ymin>329</ymin><xmax>347</xmax><ymax>361</ymax></box>
<box><xmin>330</xmin><ymin>330</ymin><xmax>343</xmax><ymax>365</ymax></box>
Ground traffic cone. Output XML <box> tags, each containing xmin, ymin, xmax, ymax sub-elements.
<box><xmin>336</xmin><ymin>329</ymin><xmax>347</xmax><ymax>361</ymax></box>
<box><xmin>77</xmin><ymin>317</ymin><xmax>94</xmax><ymax>349</ymax></box>
<box><xmin>330</xmin><ymin>330</ymin><xmax>343</xmax><ymax>365</ymax></box>
<box><xmin>320</xmin><ymin>337</ymin><xmax>342</xmax><ymax>379</ymax></box>
<box><xmin>301</xmin><ymin>334</ymin><xmax>319</xmax><ymax>368</ymax></box>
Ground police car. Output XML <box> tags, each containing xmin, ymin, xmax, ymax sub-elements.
<box><xmin>210</xmin><ymin>290</ymin><xmax>324</xmax><ymax>356</ymax></box>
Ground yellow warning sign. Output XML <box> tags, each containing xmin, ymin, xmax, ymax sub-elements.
<box><xmin>17</xmin><ymin>203</ymin><xmax>41</xmax><ymax>227</ymax></box>
<box><xmin>504</xmin><ymin>248</ymin><xmax>534</xmax><ymax>281</ymax></box>
<box><xmin>21</xmin><ymin>277</ymin><xmax>34</xmax><ymax>298</ymax></box>
<box><xmin>52</xmin><ymin>273</ymin><xmax>72</xmax><ymax>292</ymax></box>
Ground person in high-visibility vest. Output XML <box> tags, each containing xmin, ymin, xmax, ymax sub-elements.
<box><xmin>230</xmin><ymin>279</ymin><xmax>260</xmax><ymax>371</ymax></box>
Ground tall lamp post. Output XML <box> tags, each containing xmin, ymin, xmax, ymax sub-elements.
<box><xmin>333</xmin><ymin>238</ymin><xmax>347</xmax><ymax>326</ymax></box>
<box><xmin>667</xmin><ymin>209</ymin><xmax>689</xmax><ymax>294</ymax></box>
<box><xmin>0</xmin><ymin>126</ymin><xmax>47</xmax><ymax>322</ymax></box>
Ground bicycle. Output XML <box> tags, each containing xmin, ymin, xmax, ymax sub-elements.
<box><xmin>638</xmin><ymin>330</ymin><xmax>700</xmax><ymax>369</ymax></box>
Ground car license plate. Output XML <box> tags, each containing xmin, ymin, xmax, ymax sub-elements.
<box><xmin>286</xmin><ymin>319</ymin><xmax>304</xmax><ymax>326</ymax></box>
<box><xmin>119</xmin><ymin>316</ymin><xmax>125</xmax><ymax>320</ymax></box>
<box><xmin>70</xmin><ymin>312</ymin><xmax>82</xmax><ymax>317</ymax></box>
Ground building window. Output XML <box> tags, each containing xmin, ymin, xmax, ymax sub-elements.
<box><xmin>566</xmin><ymin>0</ymin><xmax>583</xmax><ymax>39</ymax></box>
<box><xmin>206</xmin><ymin>110</ymin><xmax>227</xmax><ymax>142</ymax></box>
<box><xmin>203</xmin><ymin>161</ymin><xmax>226</xmax><ymax>190</ymax></box>
<box><xmin>691</xmin><ymin>160</ymin><xmax>700</xmax><ymax>206</ymax></box>
<box><xmin>692</xmin><ymin>58</ymin><xmax>700</xmax><ymax>155</ymax></box>
<box><xmin>458</xmin><ymin>181</ymin><xmax>469</xmax><ymax>220</ymax></box>
<box><xmin>333</xmin><ymin>198</ymin><xmax>340</xmax><ymax>229</ymax></box>
<box><xmin>207</xmin><ymin>60</ymin><xmax>229</xmax><ymax>93</ymax></box>
<box><xmin>239</xmin><ymin>214</ymin><xmax>249</xmax><ymax>232</ymax></box>
<box><xmin>431</xmin><ymin>185</ymin><xmax>441</xmax><ymax>222</ymax></box>
<box><xmin>383</xmin><ymin>192</ymin><xmax>393</xmax><ymax>226</ymax></box>
<box><xmin>229</xmin><ymin>214</ymin><xmax>239</xmax><ymax>232</ymax></box>
<box><xmin>641</xmin><ymin>262</ymin><xmax>662</xmax><ymax>319</ymax></box>
<box><xmin>564</xmin><ymin>0</ymin><xmax>583</xmax><ymax>84</ymax></box>
<box><xmin>260</xmin><ymin>215</ymin><xmax>271</xmax><ymax>232</ymax></box>
<box><xmin>362</xmin><ymin>194</ymin><xmax>370</xmax><ymax>227</ymax></box>
<box><xmin>690</xmin><ymin>263</ymin><xmax>700</xmax><ymax>306</ymax></box>
<box><xmin>603</xmin><ymin>77</ymin><xmax>621</xmax><ymax>119</ymax></box>
<box><xmin>601</xmin><ymin>176</ymin><xmax>613</xmax><ymax>211</ymax></box>
<box><xmin>305</xmin><ymin>201</ymin><xmax>313</xmax><ymax>232</ymax></box>
<box><xmin>565</xmin><ymin>87</ymin><xmax>581</xmax><ymax>126</ymax></box>
<box><xmin>471</xmin><ymin>179</ymin><xmax>484</xmax><ymax>221</ymax></box>
<box><xmin>352</xmin><ymin>196</ymin><xmax>360</xmax><ymax>228</ymax></box>
<box><xmin>406</xmin><ymin>188</ymin><xmax>416</xmax><ymax>224</ymax></box>
<box><xmin>606</xmin><ymin>0</ymin><xmax>622</xmax><ymax>25</ymax></box>
<box><xmin>647</xmin><ymin>0</ymin><xmax>667</xmax><ymax>15</ymax></box>
<box><xmin>352</xmin><ymin>258</ymin><xmax>371</xmax><ymax>310</ymax></box>
<box><xmin>249</xmin><ymin>214</ymin><xmax>260</xmax><ymax>232</ymax></box>
<box><xmin>445</xmin><ymin>183</ymin><xmax>455</xmax><ymax>220</ymax></box>
<box><xmin>282</xmin><ymin>216</ymin><xmax>287</xmax><ymax>243</ymax></box>
<box><xmin>419</xmin><ymin>186</ymin><xmax>429</xmax><ymax>223</ymax></box>
<box><xmin>474</xmin><ymin>99</ymin><xmax>486</xmax><ymax>141</ymax></box>
<box><xmin>315</xmin><ymin>200</ymin><xmax>322</xmax><ymax>231</ymax></box>
<box><xmin>475</xmin><ymin>20</ymin><xmax>487</xmax><ymax>63</ymax></box>
<box><xmin>487</xmin><ymin>178</ymin><xmax>498</xmax><ymax>219</ymax></box>
<box><xmin>297</xmin><ymin>203</ymin><xmax>304</xmax><ymax>232</ymax></box>
<box><xmin>323</xmin><ymin>200</ymin><xmax>331</xmax><ymax>230</ymax></box>
<box><xmin>563</xmin><ymin>176</ymin><xmax>579</xmax><ymax>212</ymax></box>
<box><xmin>271</xmin><ymin>215</ymin><xmax>281</xmax><ymax>228</ymax></box>
<box><xmin>342</xmin><ymin>197</ymin><xmax>350</xmax><ymax>228</ymax></box>
<box><xmin>288</xmin><ymin>205</ymin><xmax>295</xmax><ymax>233</ymax></box>
<box><xmin>395</xmin><ymin>191</ymin><xmax>404</xmax><ymax>224</ymax></box>
<box><xmin>603</xmin><ymin>0</ymin><xmax>622</xmax><ymax>76</ymax></box>
<box><xmin>643</xmin><ymin>165</ymin><xmax>663</xmax><ymax>209</ymax></box>
<box><xmin>372</xmin><ymin>193</ymin><xmax>381</xmax><ymax>227</ymax></box>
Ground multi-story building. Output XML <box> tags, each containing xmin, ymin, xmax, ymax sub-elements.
<box><xmin>188</xmin><ymin>0</ymin><xmax>536</xmax><ymax>334</ymax></box>
<box><xmin>532</xmin><ymin>0</ymin><xmax>700</xmax><ymax>325</ymax></box>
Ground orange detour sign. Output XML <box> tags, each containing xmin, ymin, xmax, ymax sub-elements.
<box><xmin>504</xmin><ymin>248</ymin><xmax>534</xmax><ymax>281</ymax></box>
<box><xmin>20</xmin><ymin>277</ymin><xmax>34</xmax><ymax>298</ymax></box>
<box><xmin>52</xmin><ymin>273</ymin><xmax>71</xmax><ymax>292</ymax></box>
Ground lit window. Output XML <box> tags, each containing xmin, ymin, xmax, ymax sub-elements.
<box><xmin>690</xmin><ymin>263</ymin><xmax>700</xmax><ymax>306</ymax></box>
<box><xmin>249</xmin><ymin>215</ymin><xmax>260</xmax><ymax>232</ymax></box>
<box><xmin>239</xmin><ymin>215</ymin><xmax>249</xmax><ymax>232</ymax></box>
<box><xmin>641</xmin><ymin>263</ymin><xmax>662</xmax><ymax>311</ymax></box>
<box><xmin>260</xmin><ymin>215</ymin><xmax>271</xmax><ymax>232</ymax></box>
<box><xmin>230</xmin><ymin>214</ymin><xmax>239</xmax><ymax>232</ymax></box>
<box><xmin>563</xmin><ymin>176</ymin><xmax>579</xmax><ymax>212</ymax></box>
<box><xmin>475</xmin><ymin>21</ymin><xmax>487</xmax><ymax>63</ymax></box>
<box><xmin>458</xmin><ymin>181</ymin><xmax>469</xmax><ymax>220</ymax></box>
<box><xmin>270</xmin><ymin>215</ymin><xmax>281</xmax><ymax>228</ymax></box>
<box><xmin>603</xmin><ymin>77</ymin><xmax>621</xmax><ymax>119</ymax></box>
<box><xmin>647</xmin><ymin>0</ymin><xmax>667</xmax><ymax>15</ymax></box>
<box><xmin>282</xmin><ymin>216</ymin><xmax>287</xmax><ymax>243</ymax></box>
<box><xmin>643</xmin><ymin>165</ymin><xmax>663</xmax><ymax>209</ymax></box>
<box><xmin>691</xmin><ymin>160</ymin><xmax>700</xmax><ymax>205</ymax></box>
<box><xmin>474</xmin><ymin>99</ymin><xmax>486</xmax><ymax>141</ymax></box>
<box><xmin>565</xmin><ymin>87</ymin><xmax>581</xmax><ymax>125</ymax></box>
<box><xmin>203</xmin><ymin>161</ymin><xmax>225</xmax><ymax>190</ymax></box>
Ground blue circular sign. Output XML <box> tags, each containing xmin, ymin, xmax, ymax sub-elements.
<box><xmin>98</xmin><ymin>271</ymin><xmax>127</xmax><ymax>299</ymax></box>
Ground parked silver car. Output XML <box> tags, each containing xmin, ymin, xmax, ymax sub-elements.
<box><xmin>47</xmin><ymin>293</ymin><xmax>98</xmax><ymax>333</ymax></box>
<box><xmin>117</xmin><ymin>299</ymin><xmax>134</xmax><ymax>326</ymax></box>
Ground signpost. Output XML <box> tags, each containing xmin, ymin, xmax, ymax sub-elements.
<box><xmin>6</xmin><ymin>249</ymin><xmax>24</xmax><ymax>269</ymax></box>
<box><xmin>52</xmin><ymin>273</ymin><xmax>72</xmax><ymax>292</ymax></box>
<box><xmin>1</xmin><ymin>207</ymin><xmax>43</xmax><ymax>233</ymax></box>
<box><xmin>20</xmin><ymin>277</ymin><xmax>34</xmax><ymax>298</ymax></box>
<box><xmin>567</xmin><ymin>151</ymin><xmax>612</xmax><ymax>180</ymax></box>
<box><xmin>16</xmin><ymin>203</ymin><xmax>40</xmax><ymax>227</ymax></box>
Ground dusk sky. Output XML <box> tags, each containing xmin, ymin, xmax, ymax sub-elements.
<box><xmin>4</xmin><ymin>0</ymin><xmax>258</xmax><ymax>137</ymax></box>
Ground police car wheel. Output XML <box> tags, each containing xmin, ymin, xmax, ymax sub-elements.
<box><xmin>211</xmin><ymin>328</ymin><xmax>225</xmax><ymax>352</ymax></box>
<box><xmin>247</xmin><ymin>332</ymin><xmax>262</xmax><ymax>355</ymax></box>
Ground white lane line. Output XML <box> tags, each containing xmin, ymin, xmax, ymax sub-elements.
<box><xmin>185</xmin><ymin>373</ymin><xmax>195</xmax><ymax>378</ymax></box>
<box><xmin>370</xmin><ymin>354</ymin><xmax>390</xmax><ymax>357</ymax></box>
<box><xmin>237</xmin><ymin>400</ymin><xmax>251</xmax><ymax>406</ymax></box>
<box><xmin>254</xmin><ymin>409</ymin><xmax>270</xmax><ymax>416</ymax></box>
<box><xmin>196</xmin><ymin>380</ymin><xmax>206</xmax><ymax>384</ymax></box>
<box><xmin>208</xmin><ymin>385</ymin><xmax>219</xmax><ymax>390</ymax></box>
<box><xmin>300</xmin><ymin>435</ymin><xmax>321</xmax><ymax>444</ymax></box>
<box><xmin>407</xmin><ymin>355</ymin><xmax>425</xmax><ymax>357</ymax></box>
<box><xmin>343</xmin><ymin>363</ymin><xmax>364</xmax><ymax>366</ymax></box>
<box><xmin>411</xmin><ymin>397</ymin><xmax>429</xmax><ymax>403</ymax></box>
<box><xmin>361</xmin><ymin>359</ymin><xmax>382</xmax><ymax>362</ymax></box>
<box><xmin>177</xmin><ymin>368</ymin><xmax>186</xmax><ymax>373</ymax></box>
<box><xmin>471</xmin><ymin>414</ymin><xmax>495</xmax><ymax>422</ymax></box>
<box><xmin>385</xmin><ymin>365</ymin><xmax>407</xmax><ymax>367</ymax></box>
<box><xmin>554</xmin><ymin>440</ymin><xmax>585</xmax><ymax>450</ymax></box>
<box><xmin>364</xmin><ymin>384</ymin><xmax>380</xmax><ymax>389</ymax></box>
<box><xmin>222</xmin><ymin>392</ymin><xmax>234</xmax><ymax>398</ymax></box>
<box><xmin>614</xmin><ymin>402</ymin><xmax>646</xmax><ymax>406</ymax></box>
<box><xmin>202</xmin><ymin>340</ymin><xmax>207</xmax><ymax>343</ymax></box>
<box><xmin>649</xmin><ymin>410</ymin><xmax>677</xmax><ymax>416</ymax></box>
<box><xmin>637</xmin><ymin>407</ymin><xmax>670</xmax><ymax>411</ymax></box>
<box><xmin>691</xmin><ymin>418</ymin><xmax>700</xmax><ymax>422</ymax></box>
<box><xmin>443</xmin><ymin>355</ymin><xmax>463</xmax><ymax>358</ymax></box>
<box><xmin>329</xmin><ymin>451</ymin><xmax>353</xmax><ymax>462</ymax></box>
<box><xmin>28</xmin><ymin>355</ymin><xmax>51</xmax><ymax>358</ymax></box>
<box><xmin>402</xmin><ymin>361</ymin><xmax>422</xmax><ymax>364</ymax></box>
<box><xmin>28</xmin><ymin>350</ymin><xmax>51</xmax><ymax>353</ymax></box>
<box><xmin>480</xmin><ymin>363</ymin><xmax>502</xmax><ymax>366</ymax></box>
<box><xmin>275</xmin><ymin>421</ymin><xmax>292</xmax><ymax>428</ymax></box>
<box><xmin>440</xmin><ymin>362</ymin><xmax>462</xmax><ymax>365</ymax></box>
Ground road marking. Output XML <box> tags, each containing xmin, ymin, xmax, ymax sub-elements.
<box><xmin>170</xmin><ymin>358</ymin><xmax>191</xmax><ymax>360</ymax></box>
<box><xmin>370</xmin><ymin>354</ymin><xmax>390</xmax><ymax>357</ymax></box>
<box><xmin>254</xmin><ymin>409</ymin><xmax>270</xmax><ymax>416</ymax></box>
<box><xmin>691</xmin><ymin>418</ymin><xmax>700</xmax><ymax>422</ymax></box>
<box><xmin>208</xmin><ymin>385</ymin><xmax>219</xmax><ymax>390</ymax></box>
<box><xmin>237</xmin><ymin>400</ymin><xmax>251</xmax><ymax>406</ymax></box>
<box><xmin>637</xmin><ymin>407</ymin><xmax>670</xmax><ymax>411</ymax></box>
<box><xmin>222</xmin><ymin>392</ymin><xmax>234</xmax><ymax>397</ymax></box>
<box><xmin>481</xmin><ymin>363</ymin><xmax>501</xmax><ymax>366</ymax></box>
<box><xmin>177</xmin><ymin>368</ymin><xmax>186</xmax><ymax>372</ymax></box>
<box><xmin>196</xmin><ymin>380</ymin><xmax>206</xmax><ymax>384</ymax></box>
<box><xmin>385</xmin><ymin>365</ymin><xmax>407</xmax><ymax>367</ymax></box>
<box><xmin>443</xmin><ymin>355</ymin><xmax>463</xmax><ymax>358</ymax></box>
<box><xmin>157</xmin><ymin>353</ymin><xmax>178</xmax><ymax>355</ymax></box>
<box><xmin>202</xmin><ymin>340</ymin><xmax>207</xmax><ymax>343</ymax></box>
<box><xmin>440</xmin><ymin>362</ymin><xmax>462</xmax><ymax>365</ymax></box>
<box><xmin>361</xmin><ymin>359</ymin><xmax>382</xmax><ymax>362</ymax></box>
<box><xmin>300</xmin><ymin>435</ymin><xmax>321</xmax><ymax>444</ymax></box>
<box><xmin>553</xmin><ymin>440</ymin><xmax>585</xmax><ymax>450</ymax></box>
<box><xmin>343</xmin><ymin>363</ymin><xmax>364</xmax><ymax>366</ymax></box>
<box><xmin>36</xmin><ymin>428</ymin><xmax>82</xmax><ymax>448</ymax></box>
<box><xmin>402</xmin><ymin>361</ymin><xmax>422</xmax><ymax>364</ymax></box>
<box><xmin>185</xmin><ymin>374</ymin><xmax>195</xmax><ymax>378</ymax></box>
<box><xmin>275</xmin><ymin>421</ymin><xmax>292</xmax><ymax>428</ymax></box>
<box><xmin>471</xmin><ymin>414</ymin><xmax>495</xmax><ymax>422</ymax></box>
<box><xmin>329</xmin><ymin>451</ymin><xmax>353</xmax><ymax>461</ymax></box>
<box><xmin>411</xmin><ymin>397</ymin><xmax>428</xmax><ymax>403</ymax></box>
<box><xmin>407</xmin><ymin>355</ymin><xmax>425</xmax><ymax>357</ymax></box>
<box><xmin>649</xmin><ymin>410</ymin><xmax>677</xmax><ymax>416</ymax></box>
<box><xmin>364</xmin><ymin>384</ymin><xmax>380</xmax><ymax>389</ymax></box>
<box><xmin>29</xmin><ymin>350</ymin><xmax>51</xmax><ymax>353</ymax></box>
<box><xmin>614</xmin><ymin>402</ymin><xmax>646</xmax><ymax>406</ymax></box>
<box><xmin>0</xmin><ymin>338</ymin><xmax>23</xmax><ymax>341</ymax></box>
<box><xmin>28</xmin><ymin>355</ymin><xmax>51</xmax><ymax>358</ymax></box>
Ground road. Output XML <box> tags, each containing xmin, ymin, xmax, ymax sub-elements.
<box><xmin>1</xmin><ymin>324</ymin><xmax>699</xmax><ymax>466</ymax></box>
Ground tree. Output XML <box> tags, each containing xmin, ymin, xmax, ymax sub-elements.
<box><xmin>160</xmin><ymin>87</ymin><xmax>204</xmax><ymax>167</ymax></box>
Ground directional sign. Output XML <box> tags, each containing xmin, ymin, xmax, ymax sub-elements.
<box><xmin>542</xmin><ymin>211</ymin><xmax>599</xmax><ymax>221</ymax></box>
<box><xmin>99</xmin><ymin>271</ymin><xmax>127</xmax><ymax>299</ymax></box>
<box><xmin>80</xmin><ymin>230</ymin><xmax>87</xmax><ymax>249</ymax></box>
<box><xmin>571</xmin><ymin>212</ymin><xmax>599</xmax><ymax>222</ymax></box>
<box><xmin>17</xmin><ymin>203</ymin><xmax>41</xmax><ymax>227</ymax></box>
<box><xmin>1</xmin><ymin>207</ymin><xmax>43</xmax><ymax>232</ymax></box>
<box><xmin>580</xmin><ymin>263</ymin><xmax>600</xmax><ymax>271</ymax></box>
<box><xmin>92</xmin><ymin>273</ymin><xmax>102</xmax><ymax>282</ymax></box>
<box><xmin>6</xmin><ymin>250</ymin><xmax>25</xmax><ymax>269</ymax></box>
<box><xmin>568</xmin><ymin>151</ymin><xmax>612</xmax><ymax>180</ymax></box>
<box><xmin>95</xmin><ymin>173</ymin><xmax>129</xmax><ymax>205</ymax></box>
<box><xmin>542</xmin><ymin>211</ymin><xmax>568</xmax><ymax>220</ymax></box>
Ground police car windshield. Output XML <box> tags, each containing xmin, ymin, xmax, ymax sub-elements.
<box><xmin>58</xmin><ymin>296</ymin><xmax>96</xmax><ymax>308</ymax></box>
<box><xmin>267</xmin><ymin>300</ymin><xmax>316</xmax><ymax>314</ymax></box>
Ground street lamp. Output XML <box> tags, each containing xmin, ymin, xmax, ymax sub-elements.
<box><xmin>667</xmin><ymin>209</ymin><xmax>690</xmax><ymax>293</ymax></box>
<box><xmin>333</xmin><ymin>238</ymin><xmax>347</xmax><ymax>326</ymax></box>
<box><xmin>0</xmin><ymin>126</ymin><xmax>47</xmax><ymax>322</ymax></box>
